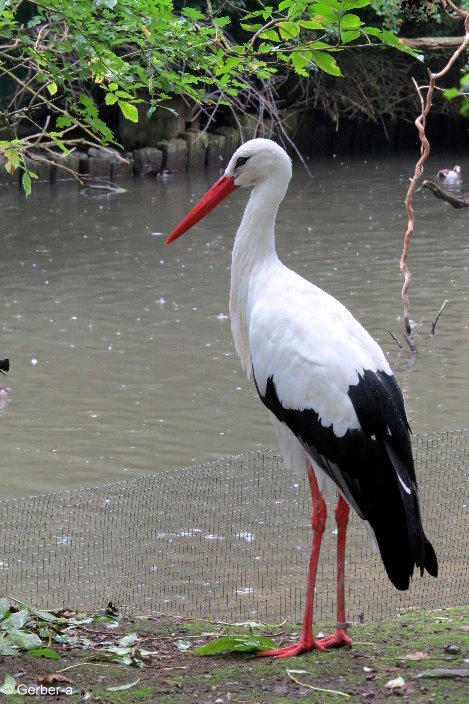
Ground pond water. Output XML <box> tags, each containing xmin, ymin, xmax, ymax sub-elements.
<box><xmin>0</xmin><ymin>155</ymin><xmax>467</xmax><ymax>498</ymax></box>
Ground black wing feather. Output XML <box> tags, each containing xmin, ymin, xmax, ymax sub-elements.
<box><xmin>254</xmin><ymin>368</ymin><xmax>438</xmax><ymax>591</ymax></box>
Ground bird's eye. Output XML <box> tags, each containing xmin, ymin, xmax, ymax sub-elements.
<box><xmin>236</xmin><ymin>156</ymin><xmax>250</xmax><ymax>168</ymax></box>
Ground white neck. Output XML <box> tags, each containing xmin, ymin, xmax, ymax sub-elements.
<box><xmin>230</xmin><ymin>177</ymin><xmax>288</xmax><ymax>375</ymax></box>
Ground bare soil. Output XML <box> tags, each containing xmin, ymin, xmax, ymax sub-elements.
<box><xmin>0</xmin><ymin>606</ymin><xmax>467</xmax><ymax>703</ymax></box>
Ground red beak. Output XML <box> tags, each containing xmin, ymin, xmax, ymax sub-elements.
<box><xmin>166</xmin><ymin>175</ymin><xmax>237</xmax><ymax>245</ymax></box>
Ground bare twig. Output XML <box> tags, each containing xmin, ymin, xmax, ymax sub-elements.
<box><xmin>386</xmin><ymin>330</ymin><xmax>403</xmax><ymax>350</ymax></box>
<box><xmin>400</xmin><ymin>4</ymin><xmax>469</xmax><ymax>350</ymax></box>
<box><xmin>431</xmin><ymin>299</ymin><xmax>448</xmax><ymax>336</ymax></box>
<box><xmin>286</xmin><ymin>669</ymin><xmax>351</xmax><ymax>698</ymax></box>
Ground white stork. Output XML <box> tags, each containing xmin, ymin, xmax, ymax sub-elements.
<box><xmin>167</xmin><ymin>138</ymin><xmax>438</xmax><ymax>658</ymax></box>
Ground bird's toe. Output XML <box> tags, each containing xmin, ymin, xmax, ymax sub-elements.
<box><xmin>256</xmin><ymin>638</ymin><xmax>326</xmax><ymax>658</ymax></box>
<box><xmin>318</xmin><ymin>628</ymin><xmax>352</xmax><ymax>649</ymax></box>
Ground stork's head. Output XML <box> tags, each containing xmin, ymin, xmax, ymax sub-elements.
<box><xmin>166</xmin><ymin>138</ymin><xmax>291</xmax><ymax>244</ymax></box>
<box><xmin>225</xmin><ymin>138</ymin><xmax>292</xmax><ymax>188</ymax></box>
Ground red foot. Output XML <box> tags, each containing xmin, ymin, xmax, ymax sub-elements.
<box><xmin>256</xmin><ymin>639</ymin><xmax>326</xmax><ymax>659</ymax></box>
<box><xmin>318</xmin><ymin>628</ymin><xmax>352</xmax><ymax>649</ymax></box>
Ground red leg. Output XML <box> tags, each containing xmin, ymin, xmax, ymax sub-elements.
<box><xmin>320</xmin><ymin>494</ymin><xmax>352</xmax><ymax>649</ymax></box>
<box><xmin>257</xmin><ymin>465</ymin><xmax>327</xmax><ymax>658</ymax></box>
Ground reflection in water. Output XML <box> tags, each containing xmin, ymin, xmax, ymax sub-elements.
<box><xmin>0</xmin><ymin>155</ymin><xmax>467</xmax><ymax>497</ymax></box>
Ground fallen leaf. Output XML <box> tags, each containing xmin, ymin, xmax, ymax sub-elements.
<box><xmin>118</xmin><ymin>633</ymin><xmax>138</xmax><ymax>648</ymax></box>
<box><xmin>106</xmin><ymin>602</ymin><xmax>119</xmax><ymax>617</ymax></box>
<box><xmin>195</xmin><ymin>634</ymin><xmax>277</xmax><ymax>656</ymax></box>
<box><xmin>6</xmin><ymin>630</ymin><xmax>42</xmax><ymax>650</ymax></box>
<box><xmin>107</xmin><ymin>678</ymin><xmax>141</xmax><ymax>692</ymax></box>
<box><xmin>415</xmin><ymin>668</ymin><xmax>469</xmax><ymax>680</ymax></box>
<box><xmin>38</xmin><ymin>673</ymin><xmax>74</xmax><ymax>686</ymax></box>
<box><xmin>401</xmin><ymin>651</ymin><xmax>428</xmax><ymax>661</ymax></box>
<box><xmin>1</xmin><ymin>610</ymin><xmax>28</xmax><ymax>631</ymax></box>
<box><xmin>385</xmin><ymin>676</ymin><xmax>405</xmax><ymax>689</ymax></box>
<box><xmin>175</xmin><ymin>640</ymin><xmax>191</xmax><ymax>651</ymax></box>
<box><xmin>53</xmin><ymin>609</ymin><xmax>75</xmax><ymax>619</ymax></box>
<box><xmin>0</xmin><ymin>674</ymin><xmax>15</xmax><ymax>695</ymax></box>
<box><xmin>444</xmin><ymin>644</ymin><xmax>461</xmax><ymax>655</ymax></box>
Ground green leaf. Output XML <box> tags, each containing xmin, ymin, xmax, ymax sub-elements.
<box><xmin>195</xmin><ymin>635</ymin><xmax>277</xmax><ymax>656</ymax></box>
<box><xmin>363</xmin><ymin>26</ymin><xmax>382</xmax><ymax>38</ymax></box>
<box><xmin>312</xmin><ymin>50</ymin><xmax>342</xmax><ymax>76</ymax></box>
<box><xmin>340</xmin><ymin>14</ymin><xmax>362</xmax><ymax>29</ymax></box>
<box><xmin>341</xmin><ymin>29</ymin><xmax>360</xmax><ymax>43</ymax></box>
<box><xmin>443</xmin><ymin>87</ymin><xmax>460</xmax><ymax>100</ymax></box>
<box><xmin>6</xmin><ymin>630</ymin><xmax>42</xmax><ymax>650</ymax></box>
<box><xmin>108</xmin><ymin>82</ymin><xmax>118</xmax><ymax>91</ymax></box>
<box><xmin>298</xmin><ymin>19</ymin><xmax>325</xmax><ymax>29</ymax></box>
<box><xmin>1</xmin><ymin>610</ymin><xmax>28</xmax><ymax>630</ymax></box>
<box><xmin>105</xmin><ymin>93</ymin><xmax>118</xmax><ymax>105</ymax></box>
<box><xmin>343</xmin><ymin>0</ymin><xmax>370</xmax><ymax>7</ymax></box>
<box><xmin>56</xmin><ymin>116</ymin><xmax>74</xmax><ymax>129</ymax></box>
<box><xmin>22</xmin><ymin>171</ymin><xmax>31</xmax><ymax>196</ymax></box>
<box><xmin>4</xmin><ymin>148</ymin><xmax>20</xmax><ymax>173</ymax></box>
<box><xmin>28</xmin><ymin>647</ymin><xmax>60</xmax><ymax>660</ymax></box>
<box><xmin>259</xmin><ymin>29</ymin><xmax>280</xmax><ymax>41</ymax></box>
<box><xmin>291</xmin><ymin>49</ymin><xmax>312</xmax><ymax>72</ymax></box>
<box><xmin>214</xmin><ymin>16</ymin><xmax>230</xmax><ymax>27</ymax></box>
<box><xmin>278</xmin><ymin>21</ymin><xmax>299</xmax><ymax>39</ymax></box>
<box><xmin>182</xmin><ymin>7</ymin><xmax>205</xmax><ymax>20</ymax></box>
<box><xmin>240</xmin><ymin>23</ymin><xmax>263</xmax><ymax>32</ymax></box>
<box><xmin>381</xmin><ymin>29</ymin><xmax>401</xmax><ymax>47</ymax></box>
<box><xmin>461</xmin><ymin>97</ymin><xmax>469</xmax><ymax>117</ymax></box>
<box><xmin>107</xmin><ymin>678</ymin><xmax>141</xmax><ymax>692</ymax></box>
<box><xmin>310</xmin><ymin>2</ymin><xmax>338</xmax><ymax>23</ymax></box>
<box><xmin>118</xmin><ymin>101</ymin><xmax>138</xmax><ymax>122</ymax></box>
<box><xmin>243</xmin><ymin>9</ymin><xmax>267</xmax><ymax>19</ymax></box>
<box><xmin>47</xmin><ymin>82</ymin><xmax>58</xmax><ymax>96</ymax></box>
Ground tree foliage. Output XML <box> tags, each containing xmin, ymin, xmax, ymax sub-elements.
<box><xmin>0</xmin><ymin>0</ymin><xmax>416</xmax><ymax>192</ymax></box>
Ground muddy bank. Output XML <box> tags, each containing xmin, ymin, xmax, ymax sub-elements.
<box><xmin>0</xmin><ymin>605</ymin><xmax>467</xmax><ymax>703</ymax></box>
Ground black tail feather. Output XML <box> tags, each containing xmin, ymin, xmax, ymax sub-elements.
<box><xmin>0</xmin><ymin>359</ymin><xmax>9</xmax><ymax>374</ymax></box>
<box><xmin>368</xmin><ymin>454</ymin><xmax>438</xmax><ymax>590</ymax></box>
<box><xmin>424</xmin><ymin>537</ymin><xmax>438</xmax><ymax>578</ymax></box>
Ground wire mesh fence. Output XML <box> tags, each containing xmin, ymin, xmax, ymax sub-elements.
<box><xmin>0</xmin><ymin>430</ymin><xmax>467</xmax><ymax>624</ymax></box>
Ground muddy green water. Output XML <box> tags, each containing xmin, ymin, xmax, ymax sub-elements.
<box><xmin>0</xmin><ymin>155</ymin><xmax>467</xmax><ymax>498</ymax></box>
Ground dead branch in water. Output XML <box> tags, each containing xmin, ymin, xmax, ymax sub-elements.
<box><xmin>431</xmin><ymin>300</ymin><xmax>448</xmax><ymax>335</ymax></box>
<box><xmin>386</xmin><ymin>330</ymin><xmax>403</xmax><ymax>350</ymax></box>
<box><xmin>400</xmin><ymin>2</ymin><xmax>469</xmax><ymax>351</ymax></box>
<box><xmin>423</xmin><ymin>180</ymin><xmax>469</xmax><ymax>208</ymax></box>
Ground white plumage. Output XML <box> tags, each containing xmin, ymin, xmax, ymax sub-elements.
<box><xmin>227</xmin><ymin>140</ymin><xmax>391</xmax><ymax>490</ymax></box>
<box><xmin>167</xmin><ymin>138</ymin><xmax>438</xmax><ymax>657</ymax></box>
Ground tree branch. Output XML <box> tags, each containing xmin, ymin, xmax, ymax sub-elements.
<box><xmin>399</xmin><ymin>3</ymin><xmax>469</xmax><ymax>350</ymax></box>
<box><xmin>399</xmin><ymin>36</ymin><xmax>466</xmax><ymax>50</ymax></box>
<box><xmin>423</xmin><ymin>180</ymin><xmax>469</xmax><ymax>208</ymax></box>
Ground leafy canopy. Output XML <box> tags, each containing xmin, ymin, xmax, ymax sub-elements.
<box><xmin>0</xmin><ymin>0</ymin><xmax>416</xmax><ymax>192</ymax></box>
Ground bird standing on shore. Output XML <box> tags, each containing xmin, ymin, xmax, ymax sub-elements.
<box><xmin>167</xmin><ymin>139</ymin><xmax>438</xmax><ymax>658</ymax></box>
